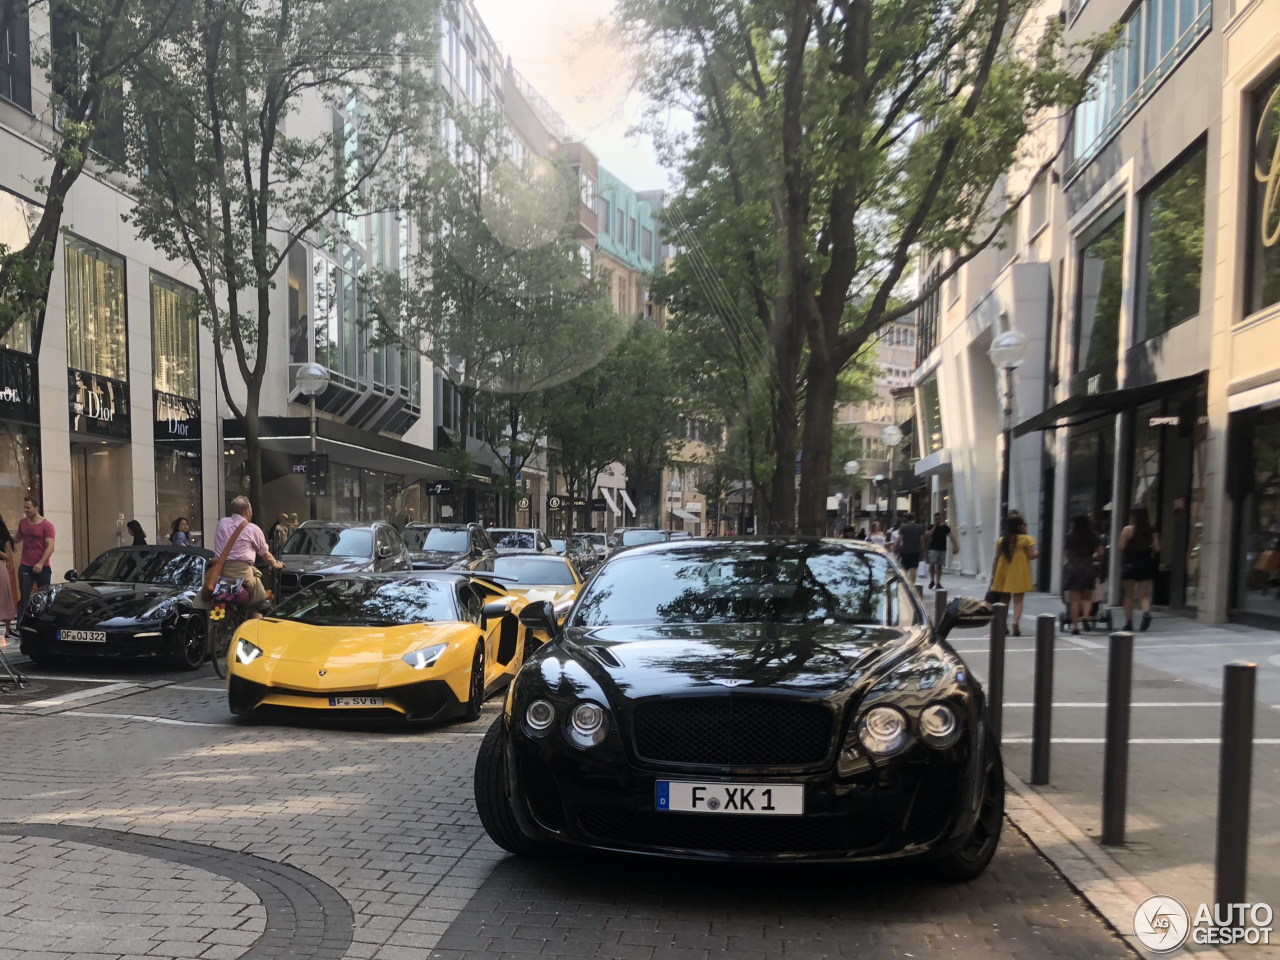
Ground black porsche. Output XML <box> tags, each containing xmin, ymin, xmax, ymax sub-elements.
<box><xmin>18</xmin><ymin>545</ymin><xmax>210</xmax><ymax>669</ymax></box>
<box><xmin>474</xmin><ymin>538</ymin><xmax>1002</xmax><ymax>876</ymax></box>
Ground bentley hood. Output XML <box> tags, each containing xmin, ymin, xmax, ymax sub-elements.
<box><xmin>554</xmin><ymin>623</ymin><xmax>921</xmax><ymax>701</ymax></box>
<box><xmin>409</xmin><ymin>549</ymin><xmax>465</xmax><ymax>570</ymax></box>
<box><xmin>279</xmin><ymin>555</ymin><xmax>374</xmax><ymax>576</ymax></box>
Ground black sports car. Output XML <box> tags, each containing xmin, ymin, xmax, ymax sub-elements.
<box><xmin>474</xmin><ymin>538</ymin><xmax>1001</xmax><ymax>876</ymax></box>
<box><xmin>19</xmin><ymin>545</ymin><xmax>211</xmax><ymax>669</ymax></box>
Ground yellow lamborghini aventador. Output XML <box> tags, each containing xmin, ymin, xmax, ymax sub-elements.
<box><xmin>489</xmin><ymin>553</ymin><xmax>584</xmax><ymax>623</ymax></box>
<box><xmin>226</xmin><ymin>572</ymin><xmax>554</xmax><ymax>722</ymax></box>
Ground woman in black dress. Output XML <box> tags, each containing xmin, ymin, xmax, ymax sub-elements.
<box><xmin>126</xmin><ymin>520</ymin><xmax>147</xmax><ymax>545</ymax></box>
<box><xmin>1063</xmin><ymin>515</ymin><xmax>1099</xmax><ymax>635</ymax></box>
<box><xmin>1119</xmin><ymin>506</ymin><xmax>1160</xmax><ymax>632</ymax></box>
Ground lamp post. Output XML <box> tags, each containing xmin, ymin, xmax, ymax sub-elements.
<box><xmin>843</xmin><ymin>460</ymin><xmax>860</xmax><ymax>527</ymax></box>
<box><xmin>882</xmin><ymin>424</ymin><xmax>903</xmax><ymax>524</ymax></box>
<box><xmin>296</xmin><ymin>362</ymin><xmax>330</xmax><ymax>520</ymax></box>
<box><xmin>667</xmin><ymin>478</ymin><xmax>680</xmax><ymax>531</ymax></box>
<box><xmin>988</xmin><ymin>329</ymin><xmax>1029</xmax><ymax>523</ymax></box>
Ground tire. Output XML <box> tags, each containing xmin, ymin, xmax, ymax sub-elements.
<box><xmin>168</xmin><ymin>616</ymin><xmax>207</xmax><ymax>671</ymax></box>
<box><xmin>463</xmin><ymin>641</ymin><xmax>485</xmax><ymax>722</ymax></box>
<box><xmin>473</xmin><ymin>715</ymin><xmax>554</xmax><ymax>858</ymax></box>
<box><xmin>934</xmin><ymin>733</ymin><xmax>1004</xmax><ymax>881</ymax></box>
<box><xmin>209</xmin><ymin>616</ymin><xmax>232</xmax><ymax>680</ymax></box>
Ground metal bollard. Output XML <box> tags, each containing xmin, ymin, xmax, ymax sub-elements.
<box><xmin>1215</xmin><ymin>661</ymin><xmax>1256</xmax><ymax>909</ymax></box>
<box><xmin>914</xmin><ymin>582</ymin><xmax>924</xmax><ymax>604</ymax></box>
<box><xmin>934</xmin><ymin>588</ymin><xmax>948</xmax><ymax>627</ymax></box>
<box><xmin>1030</xmin><ymin>613</ymin><xmax>1056</xmax><ymax>785</ymax></box>
<box><xmin>987</xmin><ymin>603</ymin><xmax>1008</xmax><ymax>745</ymax></box>
<box><xmin>1101</xmin><ymin>631</ymin><xmax>1134</xmax><ymax>845</ymax></box>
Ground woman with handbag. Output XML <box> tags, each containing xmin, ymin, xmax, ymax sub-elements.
<box><xmin>1119</xmin><ymin>506</ymin><xmax>1160</xmax><ymax>632</ymax></box>
<box><xmin>990</xmin><ymin>515</ymin><xmax>1038</xmax><ymax>636</ymax></box>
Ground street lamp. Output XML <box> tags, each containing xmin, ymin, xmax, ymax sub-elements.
<box><xmin>988</xmin><ymin>328</ymin><xmax>1028</xmax><ymax>523</ymax></box>
<box><xmin>667</xmin><ymin>478</ymin><xmax>680</xmax><ymax>531</ymax></box>
<box><xmin>882</xmin><ymin>424</ymin><xmax>903</xmax><ymax>524</ymax></box>
<box><xmin>297</xmin><ymin>362</ymin><xmax>330</xmax><ymax>520</ymax></box>
<box><xmin>843</xmin><ymin>460</ymin><xmax>860</xmax><ymax>526</ymax></box>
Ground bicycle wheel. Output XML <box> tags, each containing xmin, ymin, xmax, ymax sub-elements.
<box><xmin>209</xmin><ymin>615</ymin><xmax>233</xmax><ymax>679</ymax></box>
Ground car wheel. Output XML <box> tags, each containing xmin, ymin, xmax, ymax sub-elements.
<box><xmin>934</xmin><ymin>733</ymin><xmax>1004</xmax><ymax>881</ymax></box>
<box><xmin>168</xmin><ymin>616</ymin><xmax>206</xmax><ymax>671</ymax></box>
<box><xmin>462</xmin><ymin>641</ymin><xmax>485</xmax><ymax>722</ymax></box>
<box><xmin>473</xmin><ymin>715</ymin><xmax>554</xmax><ymax>858</ymax></box>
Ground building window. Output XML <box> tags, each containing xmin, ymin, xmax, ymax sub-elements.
<box><xmin>51</xmin><ymin>5</ymin><xmax>126</xmax><ymax>164</ymax></box>
<box><xmin>150</xmin><ymin>272</ymin><xmax>199</xmax><ymax>398</ymax></box>
<box><xmin>1074</xmin><ymin>207</ymin><xmax>1125</xmax><ymax>385</ymax></box>
<box><xmin>0</xmin><ymin>187</ymin><xmax>41</xmax><ymax>353</ymax></box>
<box><xmin>629</xmin><ymin>217</ymin><xmax>637</xmax><ymax>250</ymax></box>
<box><xmin>1029</xmin><ymin>173</ymin><xmax>1049</xmax><ymax>235</ymax></box>
<box><xmin>1235</xmin><ymin>407</ymin><xmax>1280</xmax><ymax>620</ymax></box>
<box><xmin>1136</xmin><ymin>139</ymin><xmax>1206</xmax><ymax>341</ymax></box>
<box><xmin>616</xmin><ymin>210</ymin><xmax>624</xmax><ymax>243</ymax></box>
<box><xmin>65</xmin><ymin>237</ymin><xmax>127</xmax><ymax>380</ymax></box>
<box><xmin>918</xmin><ymin>376</ymin><xmax>943</xmax><ymax>454</ymax></box>
<box><xmin>1</xmin><ymin>12</ymin><xmax>32</xmax><ymax>111</ymax></box>
<box><xmin>641</xmin><ymin>227</ymin><xmax>653</xmax><ymax>262</ymax></box>
<box><xmin>1247</xmin><ymin>69</ymin><xmax>1280</xmax><ymax>317</ymax></box>
<box><xmin>915</xmin><ymin>264</ymin><xmax>941</xmax><ymax>364</ymax></box>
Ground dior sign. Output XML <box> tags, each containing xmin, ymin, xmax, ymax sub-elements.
<box><xmin>154</xmin><ymin>390</ymin><xmax>201</xmax><ymax>444</ymax></box>
<box><xmin>68</xmin><ymin>369</ymin><xmax>131</xmax><ymax>440</ymax></box>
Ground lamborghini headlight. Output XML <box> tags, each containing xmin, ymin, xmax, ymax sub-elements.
<box><xmin>402</xmin><ymin>643</ymin><xmax>448</xmax><ymax>670</ymax></box>
<box><xmin>235</xmin><ymin>638</ymin><xmax>263</xmax><ymax>665</ymax></box>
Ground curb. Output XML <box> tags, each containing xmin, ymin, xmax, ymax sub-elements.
<box><xmin>1003</xmin><ymin>771</ymin><xmax>1228</xmax><ymax>959</ymax></box>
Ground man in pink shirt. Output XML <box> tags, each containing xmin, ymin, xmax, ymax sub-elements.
<box><xmin>213</xmin><ymin>496</ymin><xmax>284</xmax><ymax>608</ymax></box>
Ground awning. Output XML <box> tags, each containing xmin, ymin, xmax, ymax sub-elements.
<box><xmin>672</xmin><ymin>509</ymin><xmax>699</xmax><ymax>523</ymax></box>
<box><xmin>618</xmin><ymin>489</ymin><xmax>638</xmax><ymax>516</ymax></box>
<box><xmin>1012</xmin><ymin>373</ymin><xmax>1205</xmax><ymax>438</ymax></box>
<box><xmin>598</xmin><ymin>487</ymin><xmax>622</xmax><ymax>517</ymax></box>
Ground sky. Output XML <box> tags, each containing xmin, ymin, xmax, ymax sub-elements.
<box><xmin>472</xmin><ymin>0</ymin><xmax>678</xmax><ymax>191</ymax></box>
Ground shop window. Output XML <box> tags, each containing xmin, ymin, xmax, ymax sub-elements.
<box><xmin>0</xmin><ymin>187</ymin><xmax>41</xmax><ymax>353</ymax></box>
<box><xmin>150</xmin><ymin>272</ymin><xmax>199</xmax><ymax>399</ymax></box>
<box><xmin>0</xmin><ymin>422</ymin><xmax>40</xmax><ymax>535</ymax></box>
<box><xmin>1246</xmin><ymin>69</ymin><xmax>1280</xmax><ymax>317</ymax></box>
<box><xmin>65</xmin><ymin>236</ymin><xmax>127</xmax><ymax>380</ymax></box>
<box><xmin>1</xmin><ymin>12</ymin><xmax>32</xmax><ymax>111</ymax></box>
<box><xmin>155</xmin><ymin>448</ymin><xmax>202</xmax><ymax>546</ymax></box>
<box><xmin>1236</xmin><ymin>408</ymin><xmax>1280</xmax><ymax>620</ymax></box>
<box><xmin>1074</xmin><ymin>208</ymin><xmax>1125</xmax><ymax>386</ymax></box>
<box><xmin>1136</xmin><ymin>140</ymin><xmax>1206</xmax><ymax>340</ymax></box>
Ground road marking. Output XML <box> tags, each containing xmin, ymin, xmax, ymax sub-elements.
<box><xmin>1003</xmin><ymin>701</ymin><xmax>1221</xmax><ymax>708</ymax></box>
<box><xmin>19</xmin><ymin>674</ymin><xmax>143</xmax><ymax>684</ymax></box>
<box><xmin>67</xmin><ymin>711</ymin><xmax>225</xmax><ymax>727</ymax></box>
<box><xmin>20</xmin><ymin>682</ymin><xmax>138</xmax><ymax>706</ymax></box>
<box><xmin>1002</xmin><ymin>737</ymin><xmax>1280</xmax><ymax>744</ymax></box>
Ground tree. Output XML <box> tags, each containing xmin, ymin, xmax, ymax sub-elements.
<box><xmin>369</xmin><ymin>106</ymin><xmax>623</xmax><ymax>522</ymax></box>
<box><xmin>0</xmin><ymin>0</ymin><xmax>183</xmax><ymax>352</ymax></box>
<box><xmin>120</xmin><ymin>0</ymin><xmax>437</xmax><ymax>513</ymax></box>
<box><xmin>622</xmin><ymin>0</ymin><xmax>1107</xmax><ymax>533</ymax></box>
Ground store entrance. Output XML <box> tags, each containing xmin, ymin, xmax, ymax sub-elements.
<box><xmin>69</xmin><ymin>442</ymin><xmax>132</xmax><ymax>572</ymax></box>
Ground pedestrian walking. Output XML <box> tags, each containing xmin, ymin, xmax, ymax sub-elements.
<box><xmin>990</xmin><ymin>514</ymin><xmax>1038</xmax><ymax>635</ymax></box>
<box><xmin>867</xmin><ymin>521</ymin><xmax>887</xmax><ymax>547</ymax></box>
<box><xmin>896</xmin><ymin>513</ymin><xmax>926</xmax><ymax>586</ymax></box>
<box><xmin>0</xmin><ymin>514</ymin><xmax>18</xmax><ymax>638</ymax></box>
<box><xmin>1119</xmin><ymin>505</ymin><xmax>1160</xmax><ymax>632</ymax></box>
<box><xmin>169</xmin><ymin>517</ymin><xmax>193</xmax><ymax>546</ymax></box>
<box><xmin>16</xmin><ymin>496</ymin><xmax>55</xmax><ymax>622</ymax></box>
<box><xmin>1062</xmin><ymin>514</ymin><xmax>1099</xmax><ymax>635</ymax></box>
<box><xmin>926</xmin><ymin>512</ymin><xmax>959</xmax><ymax>589</ymax></box>
<box><xmin>127</xmin><ymin>520</ymin><xmax>147</xmax><ymax>545</ymax></box>
<box><xmin>267</xmin><ymin>513</ymin><xmax>291</xmax><ymax>554</ymax></box>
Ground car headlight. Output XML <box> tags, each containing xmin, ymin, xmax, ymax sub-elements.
<box><xmin>27</xmin><ymin>588</ymin><xmax>56</xmax><ymax>615</ymax></box>
<box><xmin>566</xmin><ymin>700</ymin><xmax>608</xmax><ymax>748</ymax></box>
<box><xmin>525</xmin><ymin>699</ymin><xmax>556</xmax><ymax>735</ymax></box>
<box><xmin>235</xmin><ymin>638</ymin><xmax>264</xmax><ymax>665</ymax></box>
<box><xmin>402</xmin><ymin>643</ymin><xmax>448</xmax><ymax>670</ymax></box>
<box><xmin>141</xmin><ymin>598</ymin><xmax>177</xmax><ymax>621</ymax></box>
<box><xmin>858</xmin><ymin>705</ymin><xmax>910</xmax><ymax>756</ymax></box>
<box><xmin>920</xmin><ymin>703</ymin><xmax>961</xmax><ymax>748</ymax></box>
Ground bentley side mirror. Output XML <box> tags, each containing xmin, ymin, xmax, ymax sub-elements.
<box><xmin>518</xmin><ymin>600</ymin><xmax>559</xmax><ymax>638</ymax></box>
<box><xmin>64</xmin><ymin>569</ymin><xmax>78</xmax><ymax>582</ymax></box>
<box><xmin>935</xmin><ymin>597</ymin><xmax>994</xmax><ymax>642</ymax></box>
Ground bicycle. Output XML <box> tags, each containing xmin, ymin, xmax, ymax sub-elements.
<box><xmin>207</xmin><ymin>579</ymin><xmax>252</xmax><ymax>680</ymax></box>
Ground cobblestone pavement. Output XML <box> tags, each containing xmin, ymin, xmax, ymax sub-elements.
<box><xmin>0</xmin><ymin>659</ymin><xmax>1134</xmax><ymax>960</ymax></box>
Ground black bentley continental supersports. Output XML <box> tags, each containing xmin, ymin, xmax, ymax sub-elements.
<box><xmin>19</xmin><ymin>545</ymin><xmax>210</xmax><ymax>669</ymax></box>
<box><xmin>474</xmin><ymin>538</ymin><xmax>1001</xmax><ymax>877</ymax></box>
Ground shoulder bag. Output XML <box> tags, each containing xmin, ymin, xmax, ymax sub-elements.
<box><xmin>201</xmin><ymin>520</ymin><xmax>248</xmax><ymax>602</ymax></box>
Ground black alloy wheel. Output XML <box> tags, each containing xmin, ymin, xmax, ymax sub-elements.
<box><xmin>473</xmin><ymin>715</ymin><xmax>553</xmax><ymax>858</ymax></box>
<box><xmin>934</xmin><ymin>733</ymin><xmax>1004</xmax><ymax>881</ymax></box>
<box><xmin>169</xmin><ymin>616</ymin><xmax>207</xmax><ymax>671</ymax></box>
<box><xmin>463</xmin><ymin>641</ymin><xmax>485</xmax><ymax>722</ymax></box>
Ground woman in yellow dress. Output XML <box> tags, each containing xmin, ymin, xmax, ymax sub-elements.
<box><xmin>991</xmin><ymin>515</ymin><xmax>1038</xmax><ymax>635</ymax></box>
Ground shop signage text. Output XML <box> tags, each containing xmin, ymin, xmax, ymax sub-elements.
<box><xmin>68</xmin><ymin>369</ymin><xmax>130</xmax><ymax>440</ymax></box>
<box><xmin>154</xmin><ymin>390</ymin><xmax>201</xmax><ymax>444</ymax></box>
<box><xmin>0</xmin><ymin>348</ymin><xmax>39</xmax><ymax>425</ymax></box>
<box><xmin>1148</xmin><ymin>415</ymin><xmax>1181</xmax><ymax>428</ymax></box>
<box><xmin>1256</xmin><ymin>85</ymin><xmax>1280</xmax><ymax>248</ymax></box>
<box><xmin>516</xmin><ymin>496</ymin><xmax>531</xmax><ymax>511</ymax></box>
<box><xmin>425</xmin><ymin>481</ymin><xmax>453</xmax><ymax>496</ymax></box>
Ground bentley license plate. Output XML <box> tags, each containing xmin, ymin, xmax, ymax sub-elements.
<box><xmin>327</xmin><ymin>696</ymin><xmax>384</xmax><ymax>707</ymax></box>
<box><xmin>59</xmin><ymin>629</ymin><xmax>107</xmax><ymax>643</ymax></box>
<box><xmin>655</xmin><ymin>781</ymin><xmax>804</xmax><ymax>816</ymax></box>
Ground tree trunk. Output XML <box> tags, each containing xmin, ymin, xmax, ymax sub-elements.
<box><xmin>797</xmin><ymin>350</ymin><xmax>838</xmax><ymax>536</ymax></box>
<box><xmin>767</xmin><ymin>340</ymin><xmax>800</xmax><ymax>533</ymax></box>
<box><xmin>244</xmin><ymin>399</ymin><xmax>263</xmax><ymax>520</ymax></box>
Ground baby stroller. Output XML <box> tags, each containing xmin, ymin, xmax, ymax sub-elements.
<box><xmin>1059</xmin><ymin>550</ymin><xmax>1114</xmax><ymax>632</ymax></box>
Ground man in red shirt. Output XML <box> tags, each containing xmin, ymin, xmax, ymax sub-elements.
<box><xmin>17</xmin><ymin>496</ymin><xmax>55</xmax><ymax>621</ymax></box>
